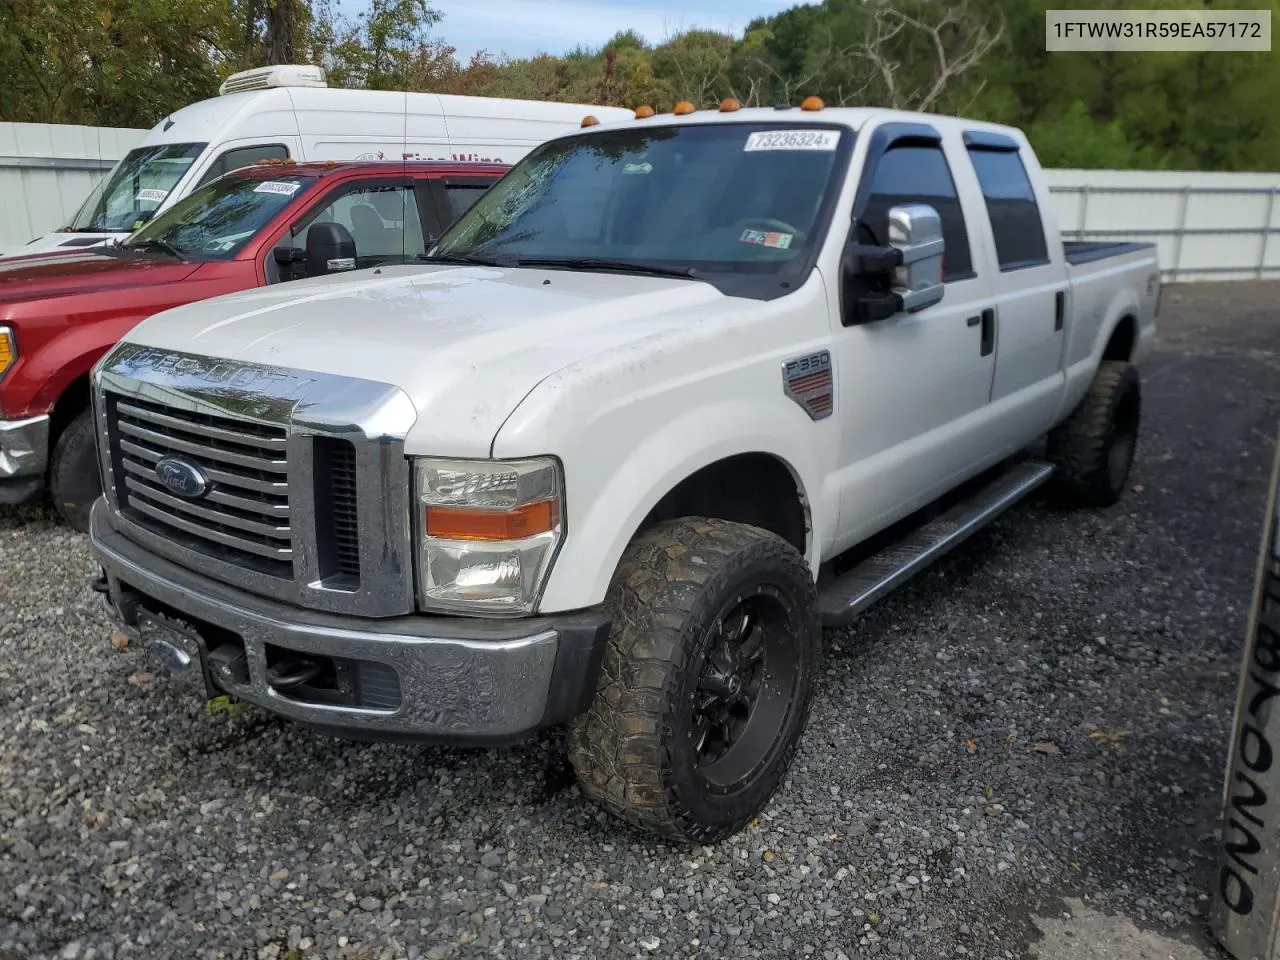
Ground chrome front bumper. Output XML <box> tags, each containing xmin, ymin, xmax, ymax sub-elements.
<box><xmin>90</xmin><ymin>499</ymin><xmax>609</xmax><ymax>743</ymax></box>
<box><xmin>0</xmin><ymin>414</ymin><xmax>49</xmax><ymax>479</ymax></box>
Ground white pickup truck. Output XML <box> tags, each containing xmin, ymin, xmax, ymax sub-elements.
<box><xmin>88</xmin><ymin>102</ymin><xmax>1159</xmax><ymax>843</ymax></box>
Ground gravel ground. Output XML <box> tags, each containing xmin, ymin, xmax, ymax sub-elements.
<box><xmin>1</xmin><ymin>281</ymin><xmax>1277</xmax><ymax>960</ymax></box>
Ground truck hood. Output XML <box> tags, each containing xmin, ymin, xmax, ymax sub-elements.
<box><xmin>0</xmin><ymin>231</ymin><xmax>123</xmax><ymax>260</ymax></box>
<box><xmin>0</xmin><ymin>249</ymin><xmax>200</xmax><ymax>304</ymax></box>
<box><xmin>122</xmin><ymin>263</ymin><xmax>727</xmax><ymax>456</ymax></box>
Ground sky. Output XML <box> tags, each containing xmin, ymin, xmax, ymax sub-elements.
<box><xmin>339</xmin><ymin>0</ymin><xmax>809</xmax><ymax>62</ymax></box>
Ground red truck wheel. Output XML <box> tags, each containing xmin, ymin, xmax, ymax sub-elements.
<box><xmin>48</xmin><ymin>410</ymin><xmax>100</xmax><ymax>533</ymax></box>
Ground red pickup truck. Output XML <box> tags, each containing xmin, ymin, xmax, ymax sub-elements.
<box><xmin>0</xmin><ymin>160</ymin><xmax>507</xmax><ymax>530</ymax></box>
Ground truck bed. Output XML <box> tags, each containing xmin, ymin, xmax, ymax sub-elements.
<box><xmin>1063</xmin><ymin>240</ymin><xmax>1155</xmax><ymax>265</ymax></box>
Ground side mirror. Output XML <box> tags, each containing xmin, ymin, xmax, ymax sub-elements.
<box><xmin>273</xmin><ymin>245</ymin><xmax>305</xmax><ymax>266</ymax></box>
<box><xmin>841</xmin><ymin>203</ymin><xmax>946</xmax><ymax>326</ymax></box>
<box><xmin>305</xmin><ymin>222</ymin><xmax>357</xmax><ymax>277</ymax></box>
<box><xmin>887</xmin><ymin>204</ymin><xmax>945</xmax><ymax>312</ymax></box>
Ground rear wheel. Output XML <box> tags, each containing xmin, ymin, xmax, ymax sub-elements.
<box><xmin>48</xmin><ymin>409</ymin><xmax>100</xmax><ymax>533</ymax></box>
<box><xmin>1047</xmin><ymin>360</ymin><xmax>1141</xmax><ymax>508</ymax></box>
<box><xmin>568</xmin><ymin>517</ymin><xmax>822</xmax><ymax>843</ymax></box>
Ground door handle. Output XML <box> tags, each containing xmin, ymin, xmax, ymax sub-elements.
<box><xmin>1054</xmin><ymin>290</ymin><xmax>1066</xmax><ymax>332</ymax></box>
<box><xmin>966</xmin><ymin>315</ymin><xmax>980</xmax><ymax>327</ymax></box>
<box><xmin>980</xmin><ymin>308</ymin><xmax>995</xmax><ymax>357</ymax></box>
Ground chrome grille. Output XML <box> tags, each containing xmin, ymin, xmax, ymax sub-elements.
<box><xmin>95</xmin><ymin>344</ymin><xmax>418</xmax><ymax>616</ymax></box>
<box><xmin>108</xmin><ymin>394</ymin><xmax>293</xmax><ymax>578</ymax></box>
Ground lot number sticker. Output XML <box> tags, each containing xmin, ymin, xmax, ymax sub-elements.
<box><xmin>254</xmin><ymin>181</ymin><xmax>302</xmax><ymax>196</ymax></box>
<box><xmin>744</xmin><ymin>130</ymin><xmax>840</xmax><ymax>152</ymax></box>
<box><xmin>136</xmin><ymin>188</ymin><xmax>168</xmax><ymax>203</ymax></box>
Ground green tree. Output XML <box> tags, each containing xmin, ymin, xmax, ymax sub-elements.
<box><xmin>315</xmin><ymin>0</ymin><xmax>441</xmax><ymax>89</ymax></box>
<box><xmin>651</xmin><ymin>30</ymin><xmax>734</xmax><ymax>107</ymax></box>
<box><xmin>0</xmin><ymin>0</ymin><xmax>239</xmax><ymax>126</ymax></box>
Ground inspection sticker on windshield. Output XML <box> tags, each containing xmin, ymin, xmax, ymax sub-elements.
<box><xmin>254</xmin><ymin>181</ymin><xmax>302</xmax><ymax>196</ymax></box>
<box><xmin>743</xmin><ymin>129</ymin><xmax>839</xmax><ymax>152</ymax></box>
<box><xmin>136</xmin><ymin>188</ymin><xmax>168</xmax><ymax>203</ymax></box>
<box><xmin>741</xmin><ymin>229</ymin><xmax>793</xmax><ymax>250</ymax></box>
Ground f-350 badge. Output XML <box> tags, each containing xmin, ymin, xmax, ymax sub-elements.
<box><xmin>782</xmin><ymin>351</ymin><xmax>834</xmax><ymax>421</ymax></box>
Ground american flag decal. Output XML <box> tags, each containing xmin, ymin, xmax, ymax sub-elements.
<box><xmin>782</xmin><ymin>350</ymin><xmax>834</xmax><ymax>421</ymax></box>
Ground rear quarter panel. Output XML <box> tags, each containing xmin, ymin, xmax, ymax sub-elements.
<box><xmin>1059</xmin><ymin>248</ymin><xmax>1159</xmax><ymax>419</ymax></box>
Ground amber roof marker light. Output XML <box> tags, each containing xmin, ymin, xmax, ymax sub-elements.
<box><xmin>719</xmin><ymin>98</ymin><xmax>741</xmax><ymax>113</ymax></box>
<box><xmin>800</xmin><ymin>96</ymin><xmax>825</xmax><ymax>111</ymax></box>
<box><xmin>581</xmin><ymin>115</ymin><xmax>600</xmax><ymax>127</ymax></box>
<box><xmin>673</xmin><ymin>101</ymin><xmax>696</xmax><ymax>115</ymax></box>
<box><xmin>634</xmin><ymin>105</ymin><xmax>655</xmax><ymax>119</ymax></box>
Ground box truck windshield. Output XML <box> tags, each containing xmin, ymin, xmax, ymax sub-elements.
<box><xmin>68</xmin><ymin>142</ymin><xmax>208</xmax><ymax>233</ymax></box>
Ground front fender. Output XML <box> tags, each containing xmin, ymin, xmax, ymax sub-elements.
<box><xmin>24</xmin><ymin>312</ymin><xmax>153</xmax><ymax>416</ymax></box>
<box><xmin>505</xmin><ymin>397</ymin><xmax>835</xmax><ymax>613</ymax></box>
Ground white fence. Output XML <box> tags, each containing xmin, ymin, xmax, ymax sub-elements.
<box><xmin>0</xmin><ymin>122</ymin><xmax>147</xmax><ymax>254</ymax></box>
<box><xmin>1</xmin><ymin>122</ymin><xmax>1279</xmax><ymax>282</ymax></box>
<box><xmin>1045</xmin><ymin>168</ymin><xmax>1280</xmax><ymax>283</ymax></box>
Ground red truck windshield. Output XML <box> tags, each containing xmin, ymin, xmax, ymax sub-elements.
<box><xmin>120</xmin><ymin>174</ymin><xmax>315</xmax><ymax>261</ymax></box>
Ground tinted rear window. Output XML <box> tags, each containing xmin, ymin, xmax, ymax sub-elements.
<box><xmin>968</xmin><ymin>149</ymin><xmax>1049</xmax><ymax>270</ymax></box>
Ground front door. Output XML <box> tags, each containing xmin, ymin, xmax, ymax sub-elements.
<box><xmin>831</xmin><ymin>128</ymin><xmax>998</xmax><ymax>552</ymax></box>
<box><xmin>266</xmin><ymin>178</ymin><xmax>437</xmax><ymax>284</ymax></box>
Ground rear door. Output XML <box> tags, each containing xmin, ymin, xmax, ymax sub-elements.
<box><xmin>962</xmin><ymin>131</ymin><xmax>1069</xmax><ymax>428</ymax></box>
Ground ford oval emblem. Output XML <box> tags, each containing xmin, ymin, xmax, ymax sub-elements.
<box><xmin>154</xmin><ymin>456</ymin><xmax>209</xmax><ymax>500</ymax></box>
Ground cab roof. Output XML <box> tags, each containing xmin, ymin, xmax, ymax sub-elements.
<box><xmin>572</xmin><ymin>105</ymin><xmax>1028</xmax><ymax>146</ymax></box>
<box><xmin>223</xmin><ymin>160</ymin><xmax>511</xmax><ymax>181</ymax></box>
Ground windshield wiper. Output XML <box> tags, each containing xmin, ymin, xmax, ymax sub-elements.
<box><xmin>416</xmin><ymin>252</ymin><xmax>508</xmax><ymax>267</ymax></box>
<box><xmin>515</xmin><ymin>257</ymin><xmax>698</xmax><ymax>280</ymax></box>
<box><xmin>123</xmin><ymin>238</ymin><xmax>186</xmax><ymax>261</ymax></box>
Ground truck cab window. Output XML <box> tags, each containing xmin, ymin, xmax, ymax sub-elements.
<box><xmin>967</xmin><ymin>149</ymin><xmax>1050</xmax><ymax>270</ymax></box>
<box><xmin>196</xmin><ymin>144</ymin><xmax>290</xmax><ymax>189</ymax></box>
<box><xmin>280</xmin><ymin>184</ymin><xmax>426</xmax><ymax>281</ymax></box>
<box><xmin>860</xmin><ymin>144</ymin><xmax>973</xmax><ymax>282</ymax></box>
<box><xmin>440</xmin><ymin>185</ymin><xmax>490</xmax><ymax>222</ymax></box>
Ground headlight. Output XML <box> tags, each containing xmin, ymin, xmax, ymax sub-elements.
<box><xmin>412</xmin><ymin>457</ymin><xmax>564</xmax><ymax>615</ymax></box>
<box><xmin>0</xmin><ymin>326</ymin><xmax>15</xmax><ymax>380</ymax></box>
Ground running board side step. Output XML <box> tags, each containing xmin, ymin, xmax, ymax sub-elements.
<box><xmin>817</xmin><ymin>460</ymin><xmax>1055</xmax><ymax>627</ymax></box>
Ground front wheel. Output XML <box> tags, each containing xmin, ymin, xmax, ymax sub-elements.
<box><xmin>48</xmin><ymin>409</ymin><xmax>101</xmax><ymax>533</ymax></box>
<box><xmin>568</xmin><ymin>517</ymin><xmax>822</xmax><ymax>843</ymax></box>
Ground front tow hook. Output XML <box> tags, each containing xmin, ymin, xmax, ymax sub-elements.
<box><xmin>266</xmin><ymin>657</ymin><xmax>322</xmax><ymax>691</ymax></box>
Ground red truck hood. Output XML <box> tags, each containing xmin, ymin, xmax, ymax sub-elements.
<box><xmin>0</xmin><ymin>250</ymin><xmax>201</xmax><ymax>304</ymax></box>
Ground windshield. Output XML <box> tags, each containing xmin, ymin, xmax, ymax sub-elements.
<box><xmin>433</xmin><ymin>123</ymin><xmax>848</xmax><ymax>282</ymax></box>
<box><xmin>122</xmin><ymin>174</ymin><xmax>313</xmax><ymax>260</ymax></box>
<box><xmin>69</xmin><ymin>142</ymin><xmax>207</xmax><ymax>233</ymax></box>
